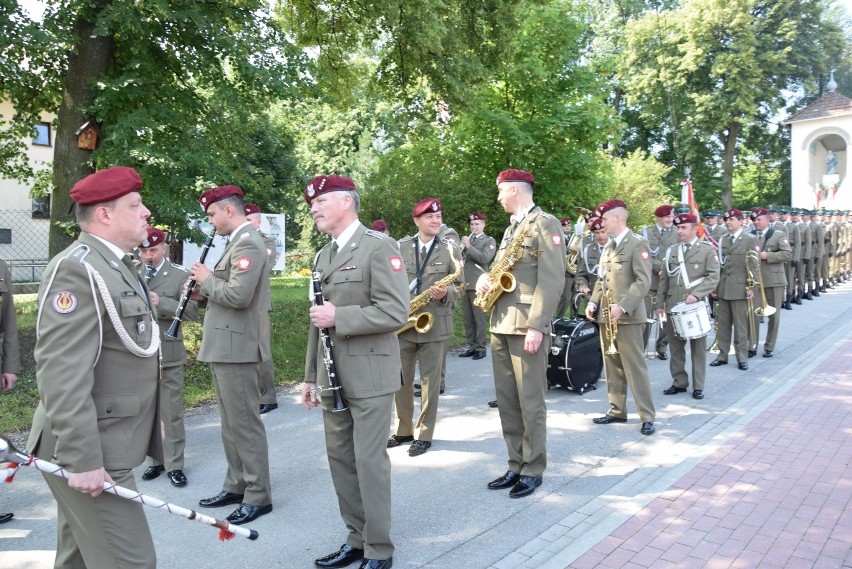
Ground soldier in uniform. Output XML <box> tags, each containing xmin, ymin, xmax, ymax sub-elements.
<box><xmin>574</xmin><ymin>216</ymin><xmax>608</xmax><ymax>298</ymax></box>
<box><xmin>28</xmin><ymin>167</ymin><xmax>161</xmax><ymax>568</ymax></box>
<box><xmin>191</xmin><ymin>185</ymin><xmax>273</xmax><ymax>525</ymax></box>
<box><xmin>703</xmin><ymin>210</ymin><xmax>728</xmax><ymax>242</ymax></box>
<box><xmin>370</xmin><ymin>219</ymin><xmax>391</xmax><ymax>236</ymax></box>
<box><xmin>586</xmin><ymin>200</ymin><xmax>656</xmax><ymax>436</ymax></box>
<box><xmin>747</xmin><ymin>208</ymin><xmax>792</xmax><ymax>358</ymax></box>
<box><xmin>778</xmin><ymin>207</ymin><xmax>800</xmax><ymax>310</ymax></box>
<box><xmin>477</xmin><ymin>168</ymin><xmax>563</xmax><ymax>498</ymax></box>
<box><xmin>138</xmin><ymin>227</ymin><xmax>197</xmax><ymax>487</ymax></box>
<box><xmin>459</xmin><ymin>212</ymin><xmax>497</xmax><ymax>360</ymax></box>
<box><xmin>641</xmin><ymin>204</ymin><xmax>678</xmax><ymax>360</ymax></box>
<box><xmin>555</xmin><ymin>216</ymin><xmax>576</xmax><ymax>317</ymax></box>
<box><xmin>812</xmin><ymin>210</ymin><xmax>826</xmax><ymax>296</ymax></box>
<box><xmin>245</xmin><ymin>203</ymin><xmax>279</xmax><ymax>414</ymax></box>
<box><xmin>655</xmin><ymin>214</ymin><xmax>720</xmax><ymax>399</ymax></box>
<box><xmin>0</xmin><ymin>257</ymin><xmax>20</xmax><ymax>527</ymax></box>
<box><xmin>819</xmin><ymin>210</ymin><xmax>833</xmax><ymax>292</ymax></box>
<box><xmin>795</xmin><ymin>208</ymin><xmax>812</xmax><ymax>304</ymax></box>
<box><xmin>802</xmin><ymin>209</ymin><xmax>819</xmax><ymax>300</ymax></box>
<box><xmin>389</xmin><ymin>198</ymin><xmax>463</xmax><ymax>457</ymax></box>
<box><xmin>302</xmin><ymin>175</ymin><xmax>408</xmax><ymax>569</ymax></box>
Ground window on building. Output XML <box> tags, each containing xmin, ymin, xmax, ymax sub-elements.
<box><xmin>32</xmin><ymin>196</ymin><xmax>51</xmax><ymax>219</ymax></box>
<box><xmin>33</xmin><ymin>123</ymin><xmax>51</xmax><ymax>146</ymax></box>
<box><xmin>0</xmin><ymin>229</ymin><xmax>11</xmax><ymax>245</ymax></box>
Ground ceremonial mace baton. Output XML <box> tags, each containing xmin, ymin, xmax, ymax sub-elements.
<box><xmin>0</xmin><ymin>436</ymin><xmax>258</xmax><ymax>541</ymax></box>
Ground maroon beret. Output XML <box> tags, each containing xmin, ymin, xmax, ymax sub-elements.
<box><xmin>584</xmin><ymin>211</ymin><xmax>596</xmax><ymax>223</ymax></box>
<box><xmin>69</xmin><ymin>166</ymin><xmax>143</xmax><ymax>205</ymax></box>
<box><xmin>724</xmin><ymin>208</ymin><xmax>744</xmax><ymax>220</ymax></box>
<box><xmin>304</xmin><ymin>174</ymin><xmax>356</xmax><ymax>204</ymax></box>
<box><xmin>412</xmin><ymin>198</ymin><xmax>442</xmax><ymax>217</ymax></box>
<box><xmin>750</xmin><ymin>207</ymin><xmax>769</xmax><ymax>220</ymax></box>
<box><xmin>673</xmin><ymin>213</ymin><xmax>698</xmax><ymax>225</ymax></box>
<box><xmin>559</xmin><ymin>217</ymin><xmax>572</xmax><ymax>225</ymax></box>
<box><xmin>589</xmin><ymin>216</ymin><xmax>605</xmax><ymax>231</ymax></box>
<box><xmin>244</xmin><ymin>203</ymin><xmax>261</xmax><ymax>215</ymax></box>
<box><xmin>140</xmin><ymin>227</ymin><xmax>166</xmax><ymax>248</ymax></box>
<box><xmin>496</xmin><ymin>168</ymin><xmax>535</xmax><ymax>186</ymax></box>
<box><xmin>654</xmin><ymin>204</ymin><xmax>675</xmax><ymax>217</ymax></box>
<box><xmin>370</xmin><ymin>219</ymin><xmax>388</xmax><ymax>232</ymax></box>
<box><xmin>199</xmin><ymin>185</ymin><xmax>244</xmax><ymax>212</ymax></box>
<box><xmin>595</xmin><ymin>199</ymin><xmax>627</xmax><ymax>217</ymax></box>
<box><xmin>469</xmin><ymin>212</ymin><xmax>486</xmax><ymax>221</ymax></box>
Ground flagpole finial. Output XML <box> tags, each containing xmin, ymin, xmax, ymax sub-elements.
<box><xmin>684</xmin><ymin>166</ymin><xmax>691</xmax><ymax>179</ymax></box>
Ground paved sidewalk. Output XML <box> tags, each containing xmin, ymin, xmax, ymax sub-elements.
<box><xmin>562</xmin><ymin>340</ymin><xmax>852</xmax><ymax>568</ymax></box>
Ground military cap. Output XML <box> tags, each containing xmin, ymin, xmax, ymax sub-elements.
<box><xmin>654</xmin><ymin>204</ymin><xmax>675</xmax><ymax>217</ymax></box>
<box><xmin>70</xmin><ymin>166</ymin><xmax>143</xmax><ymax>205</ymax></box>
<box><xmin>595</xmin><ymin>199</ymin><xmax>628</xmax><ymax>217</ymax></box>
<box><xmin>723</xmin><ymin>208</ymin><xmax>744</xmax><ymax>220</ymax></box>
<box><xmin>673</xmin><ymin>213</ymin><xmax>698</xmax><ymax>225</ymax></box>
<box><xmin>674</xmin><ymin>204</ymin><xmax>692</xmax><ymax>215</ymax></box>
<box><xmin>703</xmin><ymin>209</ymin><xmax>722</xmax><ymax>218</ymax></box>
<box><xmin>496</xmin><ymin>168</ymin><xmax>535</xmax><ymax>187</ymax></box>
<box><xmin>303</xmin><ymin>174</ymin><xmax>356</xmax><ymax>205</ymax></box>
<box><xmin>469</xmin><ymin>212</ymin><xmax>487</xmax><ymax>221</ymax></box>
<box><xmin>199</xmin><ymin>185</ymin><xmax>244</xmax><ymax>212</ymax></box>
<box><xmin>589</xmin><ymin>216</ymin><xmax>605</xmax><ymax>231</ymax></box>
<box><xmin>140</xmin><ymin>227</ymin><xmax>166</xmax><ymax>248</ymax></box>
<box><xmin>244</xmin><ymin>203</ymin><xmax>261</xmax><ymax>215</ymax></box>
<box><xmin>750</xmin><ymin>207</ymin><xmax>769</xmax><ymax>220</ymax></box>
<box><xmin>370</xmin><ymin>219</ymin><xmax>388</xmax><ymax>232</ymax></box>
<box><xmin>412</xmin><ymin>198</ymin><xmax>442</xmax><ymax>217</ymax></box>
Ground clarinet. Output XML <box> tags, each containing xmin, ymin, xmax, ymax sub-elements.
<box><xmin>311</xmin><ymin>268</ymin><xmax>348</xmax><ymax>412</ymax></box>
<box><xmin>165</xmin><ymin>229</ymin><xmax>217</xmax><ymax>338</ymax></box>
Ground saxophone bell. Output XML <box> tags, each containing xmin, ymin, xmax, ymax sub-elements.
<box><xmin>397</xmin><ymin>312</ymin><xmax>434</xmax><ymax>335</ymax></box>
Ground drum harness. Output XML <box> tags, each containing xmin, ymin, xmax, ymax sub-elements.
<box><xmin>664</xmin><ymin>242</ymin><xmax>705</xmax><ymax>297</ymax></box>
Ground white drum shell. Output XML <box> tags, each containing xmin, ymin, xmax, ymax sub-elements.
<box><xmin>669</xmin><ymin>301</ymin><xmax>711</xmax><ymax>340</ymax></box>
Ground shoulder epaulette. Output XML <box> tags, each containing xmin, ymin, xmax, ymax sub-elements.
<box><xmin>66</xmin><ymin>244</ymin><xmax>91</xmax><ymax>263</ymax></box>
<box><xmin>170</xmin><ymin>262</ymin><xmax>189</xmax><ymax>273</ymax></box>
<box><xmin>398</xmin><ymin>235</ymin><xmax>414</xmax><ymax>244</ymax></box>
<box><xmin>539</xmin><ymin>211</ymin><xmax>557</xmax><ymax>221</ymax></box>
<box><xmin>633</xmin><ymin>232</ymin><xmax>646</xmax><ymax>241</ymax></box>
<box><xmin>365</xmin><ymin>229</ymin><xmax>385</xmax><ymax>239</ymax></box>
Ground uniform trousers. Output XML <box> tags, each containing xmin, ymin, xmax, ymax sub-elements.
<box><xmin>396</xmin><ymin>337</ymin><xmax>446</xmax><ymax>442</ymax></box>
<box><xmin>490</xmin><ymin>332</ymin><xmax>548</xmax><ymax>477</ymax></box>
<box><xmin>602</xmin><ymin>322</ymin><xmax>655</xmax><ymax>423</ymax></box>
<box><xmin>806</xmin><ymin>257</ymin><xmax>818</xmax><ymax>289</ymax></box>
<box><xmin>259</xmin><ymin>357</ymin><xmax>278</xmax><ymax>405</ymax></box>
<box><xmin>748</xmin><ymin>286</ymin><xmax>784</xmax><ymax>352</ymax></box>
<box><xmin>821</xmin><ymin>255</ymin><xmax>830</xmax><ymax>285</ymax></box>
<box><xmin>664</xmin><ymin>318</ymin><xmax>706</xmax><ymax>391</ymax></box>
<box><xmin>795</xmin><ymin>261</ymin><xmax>808</xmax><ymax>296</ymax></box>
<box><xmin>323</xmin><ymin>393</ymin><xmax>395</xmax><ymax>560</ymax></box>
<box><xmin>210</xmin><ymin>362</ymin><xmax>272</xmax><ymax>505</ymax></box>
<box><xmin>715</xmin><ymin>297</ymin><xmax>751</xmax><ymax>364</ymax></box>
<box><xmin>148</xmin><ymin>363</ymin><xmax>186</xmax><ymax>471</ymax></box>
<box><xmin>45</xmin><ymin>466</ymin><xmax>155</xmax><ymax>569</ymax></box>
<box><xmin>461</xmin><ymin>290</ymin><xmax>488</xmax><ymax>351</ymax></box>
<box><xmin>784</xmin><ymin>263</ymin><xmax>795</xmax><ymax>299</ymax></box>
<box><xmin>644</xmin><ymin>292</ymin><xmax>668</xmax><ymax>353</ymax></box>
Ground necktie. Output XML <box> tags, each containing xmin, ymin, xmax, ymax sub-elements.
<box><xmin>146</xmin><ymin>265</ymin><xmax>157</xmax><ymax>282</ymax></box>
<box><xmin>757</xmin><ymin>231</ymin><xmax>763</xmax><ymax>240</ymax></box>
<box><xmin>421</xmin><ymin>245</ymin><xmax>427</xmax><ymax>257</ymax></box>
<box><xmin>330</xmin><ymin>242</ymin><xmax>338</xmax><ymax>260</ymax></box>
<box><xmin>122</xmin><ymin>256</ymin><xmax>148</xmax><ymax>297</ymax></box>
<box><xmin>684</xmin><ymin>243</ymin><xmax>691</xmax><ymax>253</ymax></box>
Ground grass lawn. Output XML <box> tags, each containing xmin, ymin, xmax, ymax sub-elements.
<box><xmin>1</xmin><ymin>276</ymin><xmax>469</xmax><ymax>434</ymax></box>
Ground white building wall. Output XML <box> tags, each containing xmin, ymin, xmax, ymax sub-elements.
<box><xmin>789</xmin><ymin>115</ymin><xmax>850</xmax><ymax>210</ymax></box>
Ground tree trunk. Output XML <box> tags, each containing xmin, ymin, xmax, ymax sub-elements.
<box><xmin>719</xmin><ymin>121</ymin><xmax>740</xmax><ymax>209</ymax></box>
<box><xmin>49</xmin><ymin>3</ymin><xmax>114</xmax><ymax>257</ymax></box>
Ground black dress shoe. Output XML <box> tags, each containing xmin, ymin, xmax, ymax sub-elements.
<box><xmin>804</xmin><ymin>292</ymin><xmax>813</xmax><ymax>300</ymax></box>
<box><xmin>487</xmin><ymin>400</ymin><xmax>498</xmax><ymax>408</ymax></box>
<box><xmin>259</xmin><ymin>403</ymin><xmax>278</xmax><ymax>414</ymax></box>
<box><xmin>439</xmin><ymin>387</ymin><xmax>445</xmax><ymax>395</ymax></box>
<box><xmin>408</xmin><ymin>440</ymin><xmax>431</xmax><ymax>456</ymax></box>
<box><xmin>471</xmin><ymin>351</ymin><xmax>486</xmax><ymax>360</ymax></box>
<box><xmin>386</xmin><ymin>434</ymin><xmax>414</xmax><ymax>448</ymax></box>
<box><xmin>199</xmin><ymin>491</ymin><xmax>244</xmax><ymax>508</ymax></box>
<box><xmin>663</xmin><ymin>385</ymin><xmax>687</xmax><ymax>395</ymax></box>
<box><xmin>0</xmin><ymin>513</ymin><xmax>13</xmax><ymax>525</ymax></box>
<box><xmin>640</xmin><ymin>422</ymin><xmax>656</xmax><ymax>435</ymax></box>
<box><xmin>413</xmin><ymin>383</ymin><xmax>421</xmax><ymax>390</ymax></box>
<box><xmin>657</xmin><ymin>351</ymin><xmax>668</xmax><ymax>360</ymax></box>
<box><xmin>748</xmin><ymin>350</ymin><xmax>757</xmax><ymax>358</ymax></box>
<box><xmin>168</xmin><ymin>469</ymin><xmax>187</xmax><ymax>487</ymax></box>
<box><xmin>738</xmin><ymin>362</ymin><xmax>749</xmax><ymax>371</ymax></box>
<box><xmin>226</xmin><ymin>503</ymin><xmax>272</xmax><ymax>525</ymax></box>
<box><xmin>593</xmin><ymin>415</ymin><xmax>627</xmax><ymax>424</ymax></box>
<box><xmin>763</xmin><ymin>350</ymin><xmax>773</xmax><ymax>358</ymax></box>
<box><xmin>709</xmin><ymin>359</ymin><xmax>727</xmax><ymax>367</ymax></box>
<box><xmin>812</xmin><ymin>290</ymin><xmax>820</xmax><ymax>297</ymax></box>
<box><xmin>794</xmin><ymin>297</ymin><xmax>802</xmax><ymax>305</ymax></box>
<box><xmin>315</xmin><ymin>544</ymin><xmax>364</xmax><ymax>568</ymax></box>
<box><xmin>509</xmin><ymin>475</ymin><xmax>542</xmax><ymax>498</ymax></box>
<box><xmin>783</xmin><ymin>301</ymin><xmax>792</xmax><ymax>310</ymax></box>
<box><xmin>487</xmin><ymin>470</ymin><xmax>520</xmax><ymax>489</ymax></box>
<box><xmin>458</xmin><ymin>349</ymin><xmax>477</xmax><ymax>357</ymax></box>
<box><xmin>359</xmin><ymin>559</ymin><xmax>393</xmax><ymax>569</ymax></box>
<box><xmin>692</xmin><ymin>390</ymin><xmax>704</xmax><ymax>400</ymax></box>
<box><xmin>141</xmin><ymin>465</ymin><xmax>165</xmax><ymax>481</ymax></box>
<box><xmin>413</xmin><ymin>389</ymin><xmax>421</xmax><ymax>397</ymax></box>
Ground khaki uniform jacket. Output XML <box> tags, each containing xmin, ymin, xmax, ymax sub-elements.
<box><xmin>197</xmin><ymin>224</ymin><xmax>271</xmax><ymax>363</ymax></box>
<box><xmin>641</xmin><ymin>224</ymin><xmax>678</xmax><ymax>291</ymax></box>
<box><xmin>28</xmin><ymin>233</ymin><xmax>162</xmax><ymax>472</ymax></box>
<box><xmin>707</xmin><ymin>224</ymin><xmax>728</xmax><ymax>242</ymax></box>
<box><xmin>655</xmin><ymin>241</ymin><xmax>720</xmax><ymax>311</ymax></box>
<box><xmin>489</xmin><ymin>208</ymin><xmax>565</xmax><ymax>335</ymax></box>
<box><xmin>799</xmin><ymin>222</ymin><xmax>812</xmax><ymax>260</ymax></box>
<box><xmin>575</xmin><ymin>239</ymin><xmax>607</xmax><ymax>292</ymax></box>
<box><xmin>0</xmin><ymin>260</ymin><xmax>20</xmax><ymax>375</ymax></box>
<box><xmin>755</xmin><ymin>228</ymin><xmax>792</xmax><ymax>287</ymax></box>
<box><xmin>398</xmin><ymin>237</ymin><xmax>463</xmax><ymax>343</ymax></box>
<box><xmin>305</xmin><ymin>225</ymin><xmax>410</xmax><ymax>398</ymax></box>
<box><xmin>590</xmin><ymin>231</ymin><xmax>653</xmax><ymax>325</ymax></box>
<box><xmin>785</xmin><ymin>222</ymin><xmax>803</xmax><ymax>262</ymax></box>
<box><xmin>814</xmin><ymin>223</ymin><xmax>826</xmax><ymax>258</ymax></box>
<box><xmin>462</xmin><ymin>233</ymin><xmax>497</xmax><ymax>290</ymax></box>
<box><xmin>142</xmin><ymin>259</ymin><xmax>197</xmax><ymax>367</ymax></box>
<box><xmin>716</xmin><ymin>231</ymin><xmax>760</xmax><ymax>300</ymax></box>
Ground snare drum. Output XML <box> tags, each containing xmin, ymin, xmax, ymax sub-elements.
<box><xmin>547</xmin><ymin>317</ymin><xmax>602</xmax><ymax>393</ymax></box>
<box><xmin>669</xmin><ymin>301</ymin><xmax>712</xmax><ymax>340</ymax></box>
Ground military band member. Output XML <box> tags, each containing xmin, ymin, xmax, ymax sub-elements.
<box><xmin>477</xmin><ymin>168</ymin><xmax>563</xmax><ymax>498</ymax></box>
<box><xmin>710</xmin><ymin>209</ymin><xmax>759</xmax><ymax>370</ymax></box>
<box><xmin>778</xmin><ymin>207</ymin><xmax>800</xmax><ymax>310</ymax></box>
<box><xmin>303</xmin><ymin>175</ymin><xmax>408</xmax><ymax>569</ymax></box>
<box><xmin>0</xmin><ymin>257</ymin><xmax>20</xmax><ymax>529</ymax></box>
<box><xmin>191</xmin><ymin>185</ymin><xmax>273</xmax><ymax>525</ymax></box>
<box><xmin>370</xmin><ymin>218</ymin><xmax>391</xmax><ymax>236</ymax></box>
<box><xmin>641</xmin><ymin>204</ymin><xmax>678</xmax><ymax>360</ymax></box>
<box><xmin>574</xmin><ymin>216</ymin><xmax>608</xmax><ymax>298</ymax></box>
<box><xmin>459</xmin><ymin>212</ymin><xmax>497</xmax><ymax>360</ymax></box>
<box><xmin>586</xmin><ymin>200</ymin><xmax>656</xmax><ymax>436</ymax></box>
<box><xmin>802</xmin><ymin>209</ymin><xmax>818</xmax><ymax>299</ymax></box>
<box><xmin>819</xmin><ymin>210</ymin><xmax>833</xmax><ymax>292</ymax></box>
<box><xmin>796</xmin><ymin>209</ymin><xmax>812</xmax><ymax>303</ymax></box>
<box><xmin>139</xmin><ymin>227</ymin><xmax>197</xmax><ymax>487</ymax></box>
<box><xmin>28</xmin><ymin>167</ymin><xmax>162</xmax><ymax>568</ymax></box>
<box><xmin>555</xmin><ymin>216</ymin><xmax>576</xmax><ymax>317</ymax></box>
<box><xmin>702</xmin><ymin>209</ymin><xmax>728</xmax><ymax>242</ymax></box>
<box><xmin>813</xmin><ymin>211</ymin><xmax>825</xmax><ymax>296</ymax></box>
<box><xmin>390</xmin><ymin>198</ymin><xmax>463</xmax><ymax>457</ymax></box>
<box><xmin>747</xmin><ymin>208</ymin><xmax>792</xmax><ymax>358</ymax></box>
<box><xmin>245</xmin><ymin>203</ymin><xmax>279</xmax><ymax>414</ymax></box>
<box><xmin>655</xmin><ymin>214</ymin><xmax>720</xmax><ymax>399</ymax></box>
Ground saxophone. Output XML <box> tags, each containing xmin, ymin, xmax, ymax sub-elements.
<box><xmin>473</xmin><ymin>228</ymin><xmax>528</xmax><ymax>312</ymax></box>
<box><xmin>397</xmin><ymin>248</ymin><xmax>462</xmax><ymax>334</ymax></box>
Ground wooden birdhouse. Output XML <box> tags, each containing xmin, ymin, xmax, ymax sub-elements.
<box><xmin>75</xmin><ymin>119</ymin><xmax>100</xmax><ymax>151</ymax></box>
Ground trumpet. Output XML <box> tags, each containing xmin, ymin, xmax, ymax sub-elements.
<box><xmin>601</xmin><ymin>289</ymin><xmax>618</xmax><ymax>355</ymax></box>
<box><xmin>746</xmin><ymin>250</ymin><xmax>776</xmax><ymax>317</ymax></box>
